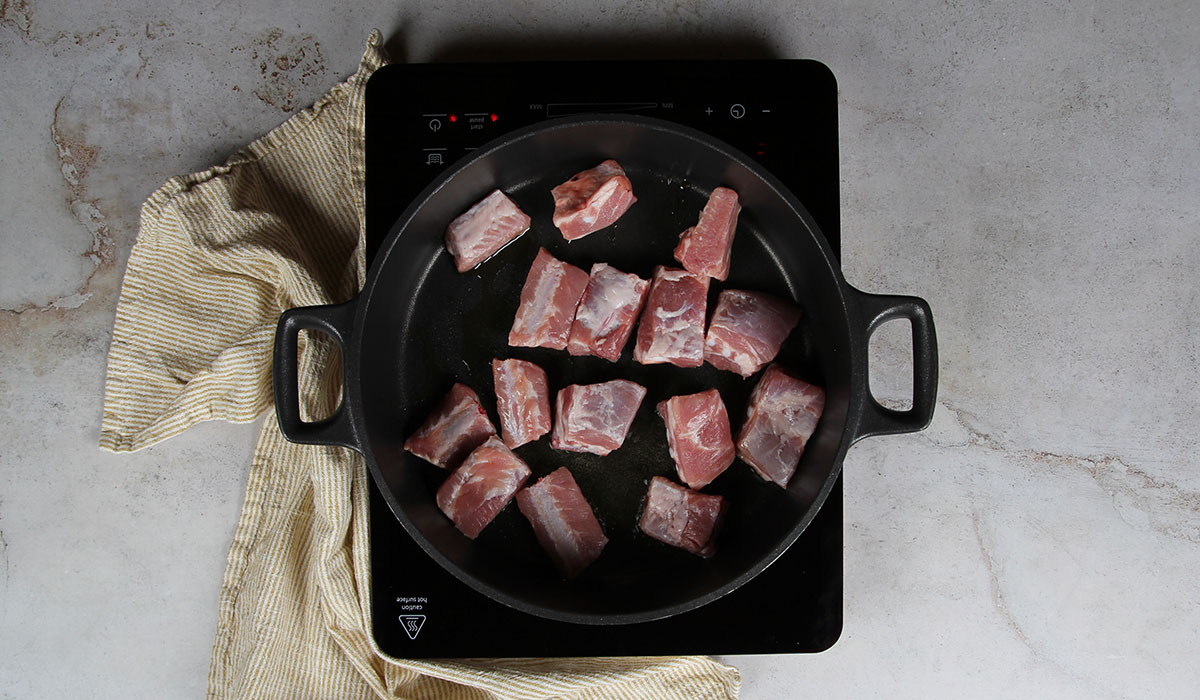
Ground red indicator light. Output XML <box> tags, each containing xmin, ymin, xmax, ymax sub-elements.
<box><xmin>449</xmin><ymin>114</ymin><xmax>457</xmax><ymax>122</ymax></box>
<box><xmin>490</xmin><ymin>113</ymin><xmax>499</xmax><ymax>122</ymax></box>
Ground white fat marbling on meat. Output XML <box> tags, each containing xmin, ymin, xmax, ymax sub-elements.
<box><xmin>641</xmin><ymin>304</ymin><xmax>701</xmax><ymax>362</ymax></box>
<box><xmin>552</xmin><ymin>380</ymin><xmax>646</xmax><ymax>455</ymax></box>
<box><xmin>444</xmin><ymin>190</ymin><xmax>531</xmax><ymax>272</ymax></box>
<box><xmin>510</xmin><ymin>260</ymin><xmax>562</xmax><ymax>338</ymax></box>
<box><xmin>574</xmin><ymin>265</ymin><xmax>638</xmax><ymax>336</ymax></box>
<box><xmin>736</xmin><ymin>365</ymin><xmax>824</xmax><ymax>487</ymax></box>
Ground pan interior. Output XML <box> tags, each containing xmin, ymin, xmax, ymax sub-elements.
<box><xmin>357</xmin><ymin>120</ymin><xmax>852</xmax><ymax>623</ymax></box>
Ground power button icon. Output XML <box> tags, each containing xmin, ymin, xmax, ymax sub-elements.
<box><xmin>729</xmin><ymin>104</ymin><xmax>746</xmax><ymax>119</ymax></box>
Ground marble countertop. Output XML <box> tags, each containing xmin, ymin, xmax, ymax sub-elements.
<box><xmin>3</xmin><ymin>2</ymin><xmax>1197</xmax><ymax>698</ymax></box>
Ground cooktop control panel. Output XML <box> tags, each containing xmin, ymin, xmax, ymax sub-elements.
<box><xmin>364</xmin><ymin>60</ymin><xmax>843</xmax><ymax>658</ymax></box>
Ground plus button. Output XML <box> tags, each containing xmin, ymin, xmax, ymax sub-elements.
<box><xmin>704</xmin><ymin>107</ymin><xmax>713</xmax><ymax>116</ymax></box>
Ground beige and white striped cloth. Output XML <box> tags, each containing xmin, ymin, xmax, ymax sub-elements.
<box><xmin>99</xmin><ymin>31</ymin><xmax>741</xmax><ymax>700</ymax></box>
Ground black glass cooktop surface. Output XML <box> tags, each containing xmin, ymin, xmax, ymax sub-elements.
<box><xmin>365</xmin><ymin>60</ymin><xmax>842</xmax><ymax>657</ymax></box>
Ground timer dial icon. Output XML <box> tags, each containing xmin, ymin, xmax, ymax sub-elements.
<box><xmin>729</xmin><ymin>103</ymin><xmax>746</xmax><ymax>119</ymax></box>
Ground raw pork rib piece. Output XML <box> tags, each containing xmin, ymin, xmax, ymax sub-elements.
<box><xmin>674</xmin><ymin>186</ymin><xmax>741</xmax><ymax>281</ymax></box>
<box><xmin>508</xmin><ymin>248</ymin><xmax>590</xmax><ymax>350</ymax></box>
<box><xmin>551</xmin><ymin>379</ymin><xmax>647</xmax><ymax>455</ymax></box>
<box><xmin>638</xmin><ymin>476</ymin><xmax>727</xmax><ymax>558</ymax></box>
<box><xmin>736</xmin><ymin>364</ymin><xmax>826</xmax><ymax>488</ymax></box>
<box><xmin>551</xmin><ymin>159</ymin><xmax>637</xmax><ymax>240</ymax></box>
<box><xmin>704</xmin><ymin>289</ymin><xmax>802</xmax><ymax>377</ymax></box>
<box><xmin>436</xmin><ymin>436</ymin><xmax>531</xmax><ymax>539</ymax></box>
<box><xmin>444</xmin><ymin>189</ymin><xmax>531</xmax><ymax>272</ymax></box>
<box><xmin>633</xmin><ymin>266</ymin><xmax>709</xmax><ymax>368</ymax></box>
<box><xmin>657</xmin><ymin>389</ymin><xmax>736</xmax><ymax>489</ymax></box>
<box><xmin>492</xmin><ymin>358</ymin><xmax>552</xmax><ymax>448</ymax></box>
<box><xmin>566</xmin><ymin>263</ymin><xmax>650</xmax><ymax>362</ymax></box>
<box><xmin>516</xmin><ymin>467</ymin><xmax>609</xmax><ymax>579</ymax></box>
<box><xmin>403</xmin><ymin>383</ymin><xmax>496</xmax><ymax>469</ymax></box>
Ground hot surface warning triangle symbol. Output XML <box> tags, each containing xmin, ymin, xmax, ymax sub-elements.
<box><xmin>400</xmin><ymin>615</ymin><xmax>426</xmax><ymax>640</ymax></box>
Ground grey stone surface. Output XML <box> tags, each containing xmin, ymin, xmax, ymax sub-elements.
<box><xmin>2</xmin><ymin>2</ymin><xmax>1197</xmax><ymax>698</ymax></box>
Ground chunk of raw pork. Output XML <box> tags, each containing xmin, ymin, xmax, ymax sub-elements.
<box><xmin>735</xmin><ymin>364</ymin><xmax>825</xmax><ymax>488</ymax></box>
<box><xmin>566</xmin><ymin>263</ymin><xmax>650</xmax><ymax>362</ymax></box>
<box><xmin>508</xmin><ymin>248</ymin><xmax>590</xmax><ymax>350</ymax></box>
<box><xmin>704</xmin><ymin>289</ymin><xmax>802</xmax><ymax>377</ymax></box>
<box><xmin>657</xmin><ymin>389</ymin><xmax>736</xmax><ymax>489</ymax></box>
<box><xmin>551</xmin><ymin>159</ymin><xmax>637</xmax><ymax>240</ymax></box>
<box><xmin>403</xmin><ymin>383</ymin><xmax>496</xmax><ymax>469</ymax></box>
<box><xmin>674</xmin><ymin>186</ymin><xmax>741</xmax><ymax>281</ymax></box>
<box><xmin>551</xmin><ymin>379</ymin><xmax>647</xmax><ymax>455</ymax></box>
<box><xmin>436</xmin><ymin>436</ymin><xmax>531</xmax><ymax>539</ymax></box>
<box><xmin>633</xmin><ymin>266</ymin><xmax>709</xmax><ymax>368</ymax></box>
<box><xmin>444</xmin><ymin>189</ymin><xmax>531</xmax><ymax>272</ymax></box>
<box><xmin>638</xmin><ymin>476</ymin><xmax>727</xmax><ymax>558</ymax></box>
<box><xmin>516</xmin><ymin>467</ymin><xmax>609</xmax><ymax>579</ymax></box>
<box><xmin>492</xmin><ymin>358</ymin><xmax>552</xmax><ymax>448</ymax></box>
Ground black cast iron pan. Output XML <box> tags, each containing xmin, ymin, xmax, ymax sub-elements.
<box><xmin>273</xmin><ymin>115</ymin><xmax>937</xmax><ymax>625</ymax></box>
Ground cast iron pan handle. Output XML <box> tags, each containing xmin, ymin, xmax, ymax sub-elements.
<box><xmin>847</xmin><ymin>288</ymin><xmax>939</xmax><ymax>443</ymax></box>
<box><xmin>272</xmin><ymin>300</ymin><xmax>359</xmax><ymax>450</ymax></box>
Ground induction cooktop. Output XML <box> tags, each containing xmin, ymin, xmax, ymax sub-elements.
<box><xmin>364</xmin><ymin>60</ymin><xmax>842</xmax><ymax>657</ymax></box>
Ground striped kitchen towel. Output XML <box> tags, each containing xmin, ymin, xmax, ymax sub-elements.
<box><xmin>98</xmin><ymin>30</ymin><xmax>741</xmax><ymax>700</ymax></box>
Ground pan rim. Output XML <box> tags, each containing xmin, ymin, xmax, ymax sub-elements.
<box><xmin>352</xmin><ymin>114</ymin><xmax>859</xmax><ymax>625</ymax></box>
